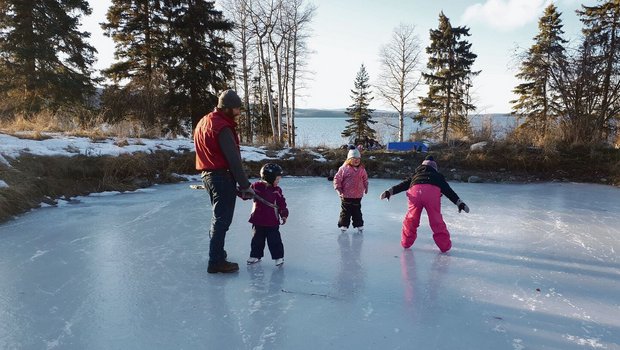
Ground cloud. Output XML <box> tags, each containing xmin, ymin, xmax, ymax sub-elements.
<box><xmin>461</xmin><ymin>0</ymin><xmax>552</xmax><ymax>30</ymax></box>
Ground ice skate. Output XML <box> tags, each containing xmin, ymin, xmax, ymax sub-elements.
<box><xmin>339</xmin><ymin>226</ymin><xmax>347</xmax><ymax>233</ymax></box>
<box><xmin>275</xmin><ymin>258</ymin><xmax>284</xmax><ymax>266</ymax></box>
<box><xmin>246</xmin><ymin>257</ymin><xmax>261</xmax><ymax>265</ymax></box>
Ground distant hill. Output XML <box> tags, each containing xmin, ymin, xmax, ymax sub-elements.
<box><xmin>294</xmin><ymin>108</ymin><xmax>347</xmax><ymax>118</ymax></box>
<box><xmin>295</xmin><ymin>108</ymin><xmax>406</xmax><ymax>118</ymax></box>
<box><xmin>294</xmin><ymin>108</ymin><xmax>512</xmax><ymax>119</ymax></box>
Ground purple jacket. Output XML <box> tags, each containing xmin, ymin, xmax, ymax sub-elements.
<box><xmin>333</xmin><ymin>164</ymin><xmax>368</xmax><ymax>199</ymax></box>
<box><xmin>249</xmin><ymin>181</ymin><xmax>289</xmax><ymax>227</ymax></box>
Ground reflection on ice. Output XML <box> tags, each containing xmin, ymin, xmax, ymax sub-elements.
<box><xmin>0</xmin><ymin>178</ymin><xmax>619</xmax><ymax>349</ymax></box>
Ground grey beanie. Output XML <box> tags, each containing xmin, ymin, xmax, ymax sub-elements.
<box><xmin>217</xmin><ymin>89</ymin><xmax>242</xmax><ymax>109</ymax></box>
<box><xmin>347</xmin><ymin>148</ymin><xmax>361</xmax><ymax>159</ymax></box>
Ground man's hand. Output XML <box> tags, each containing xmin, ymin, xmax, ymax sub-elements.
<box><xmin>238</xmin><ymin>186</ymin><xmax>255</xmax><ymax>200</ymax></box>
<box><xmin>281</xmin><ymin>217</ymin><xmax>287</xmax><ymax>225</ymax></box>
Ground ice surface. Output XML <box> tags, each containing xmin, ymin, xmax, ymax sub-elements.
<box><xmin>1</xmin><ymin>178</ymin><xmax>619</xmax><ymax>349</ymax></box>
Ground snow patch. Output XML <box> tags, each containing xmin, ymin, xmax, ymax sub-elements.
<box><xmin>511</xmin><ymin>338</ymin><xmax>525</xmax><ymax>350</ymax></box>
<box><xmin>307</xmin><ymin>150</ymin><xmax>327</xmax><ymax>162</ymax></box>
<box><xmin>88</xmin><ymin>191</ymin><xmax>122</xmax><ymax>197</ymax></box>
<box><xmin>0</xmin><ymin>154</ymin><xmax>10</xmax><ymax>167</ymax></box>
<box><xmin>564</xmin><ymin>334</ymin><xmax>605</xmax><ymax>348</ymax></box>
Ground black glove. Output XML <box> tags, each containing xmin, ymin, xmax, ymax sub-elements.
<box><xmin>456</xmin><ymin>199</ymin><xmax>469</xmax><ymax>213</ymax></box>
<box><xmin>380</xmin><ymin>190</ymin><xmax>391</xmax><ymax>200</ymax></box>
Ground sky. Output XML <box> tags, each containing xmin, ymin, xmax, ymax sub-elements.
<box><xmin>82</xmin><ymin>0</ymin><xmax>592</xmax><ymax>114</ymax></box>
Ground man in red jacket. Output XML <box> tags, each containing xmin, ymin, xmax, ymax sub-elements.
<box><xmin>194</xmin><ymin>89</ymin><xmax>254</xmax><ymax>273</ymax></box>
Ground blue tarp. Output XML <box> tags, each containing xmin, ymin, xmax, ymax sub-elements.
<box><xmin>386</xmin><ymin>141</ymin><xmax>428</xmax><ymax>152</ymax></box>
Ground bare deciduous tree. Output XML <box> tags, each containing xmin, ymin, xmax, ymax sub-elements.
<box><xmin>223</xmin><ymin>0</ymin><xmax>257</xmax><ymax>142</ymax></box>
<box><xmin>225</xmin><ymin>0</ymin><xmax>315</xmax><ymax>146</ymax></box>
<box><xmin>376</xmin><ymin>24</ymin><xmax>423</xmax><ymax>142</ymax></box>
<box><xmin>247</xmin><ymin>0</ymin><xmax>279</xmax><ymax>143</ymax></box>
<box><xmin>282</xmin><ymin>0</ymin><xmax>315</xmax><ymax>147</ymax></box>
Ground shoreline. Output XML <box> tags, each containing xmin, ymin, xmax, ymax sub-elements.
<box><xmin>2</xmin><ymin>145</ymin><xmax>619</xmax><ymax>223</ymax></box>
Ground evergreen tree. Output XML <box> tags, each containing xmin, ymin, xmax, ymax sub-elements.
<box><xmin>555</xmin><ymin>37</ymin><xmax>601</xmax><ymax>143</ymax></box>
<box><xmin>342</xmin><ymin>64</ymin><xmax>376</xmax><ymax>142</ymax></box>
<box><xmin>101</xmin><ymin>0</ymin><xmax>168</xmax><ymax>128</ymax></box>
<box><xmin>0</xmin><ymin>0</ymin><xmax>96</xmax><ymax>117</ymax></box>
<box><xmin>511</xmin><ymin>4</ymin><xmax>568</xmax><ymax>143</ymax></box>
<box><xmin>102</xmin><ymin>0</ymin><xmax>164</xmax><ymax>82</ymax></box>
<box><xmin>165</xmin><ymin>0</ymin><xmax>234</xmax><ymax>132</ymax></box>
<box><xmin>577</xmin><ymin>0</ymin><xmax>620</xmax><ymax>143</ymax></box>
<box><xmin>418</xmin><ymin>12</ymin><xmax>478</xmax><ymax>142</ymax></box>
<box><xmin>101</xmin><ymin>0</ymin><xmax>234</xmax><ymax>133</ymax></box>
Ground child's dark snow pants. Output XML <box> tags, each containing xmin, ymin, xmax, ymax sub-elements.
<box><xmin>338</xmin><ymin>198</ymin><xmax>363</xmax><ymax>228</ymax></box>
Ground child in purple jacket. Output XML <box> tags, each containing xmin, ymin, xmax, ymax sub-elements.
<box><xmin>333</xmin><ymin>148</ymin><xmax>369</xmax><ymax>233</ymax></box>
<box><xmin>246</xmin><ymin>163</ymin><xmax>289</xmax><ymax>266</ymax></box>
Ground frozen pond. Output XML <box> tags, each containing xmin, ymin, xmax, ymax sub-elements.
<box><xmin>1</xmin><ymin>178</ymin><xmax>619</xmax><ymax>349</ymax></box>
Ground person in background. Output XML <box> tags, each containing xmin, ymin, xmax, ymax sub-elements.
<box><xmin>379</xmin><ymin>155</ymin><xmax>470</xmax><ymax>253</ymax></box>
<box><xmin>194</xmin><ymin>89</ymin><xmax>255</xmax><ymax>274</ymax></box>
<box><xmin>245</xmin><ymin>163</ymin><xmax>289</xmax><ymax>267</ymax></box>
<box><xmin>333</xmin><ymin>148</ymin><xmax>368</xmax><ymax>233</ymax></box>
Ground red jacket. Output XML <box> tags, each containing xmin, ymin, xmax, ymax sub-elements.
<box><xmin>249</xmin><ymin>181</ymin><xmax>289</xmax><ymax>227</ymax></box>
<box><xmin>194</xmin><ymin>110</ymin><xmax>240</xmax><ymax>171</ymax></box>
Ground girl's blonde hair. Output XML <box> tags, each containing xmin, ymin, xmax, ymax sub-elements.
<box><xmin>345</xmin><ymin>158</ymin><xmax>362</xmax><ymax>166</ymax></box>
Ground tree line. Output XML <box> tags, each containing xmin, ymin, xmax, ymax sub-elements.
<box><xmin>512</xmin><ymin>2</ymin><xmax>619</xmax><ymax>146</ymax></box>
<box><xmin>0</xmin><ymin>1</ymin><xmax>618</xmax><ymax>147</ymax></box>
<box><xmin>0</xmin><ymin>0</ymin><xmax>315</xmax><ymax>145</ymax></box>
<box><xmin>343</xmin><ymin>12</ymin><xmax>478</xmax><ymax>144</ymax></box>
<box><xmin>342</xmin><ymin>2</ymin><xmax>619</xmax><ymax>147</ymax></box>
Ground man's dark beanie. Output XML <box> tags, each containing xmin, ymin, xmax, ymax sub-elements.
<box><xmin>218</xmin><ymin>89</ymin><xmax>242</xmax><ymax>109</ymax></box>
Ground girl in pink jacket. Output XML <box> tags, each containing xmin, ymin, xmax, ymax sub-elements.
<box><xmin>333</xmin><ymin>148</ymin><xmax>368</xmax><ymax>233</ymax></box>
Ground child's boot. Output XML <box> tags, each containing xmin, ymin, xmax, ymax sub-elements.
<box><xmin>247</xmin><ymin>257</ymin><xmax>261</xmax><ymax>265</ymax></box>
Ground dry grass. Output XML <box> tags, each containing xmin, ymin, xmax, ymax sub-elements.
<box><xmin>0</xmin><ymin>110</ymin><xmax>166</xmax><ymax>141</ymax></box>
<box><xmin>0</xmin><ymin>151</ymin><xmax>196</xmax><ymax>222</ymax></box>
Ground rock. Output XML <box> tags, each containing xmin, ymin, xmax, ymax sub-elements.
<box><xmin>468</xmin><ymin>175</ymin><xmax>483</xmax><ymax>183</ymax></box>
<box><xmin>470</xmin><ymin>141</ymin><xmax>487</xmax><ymax>152</ymax></box>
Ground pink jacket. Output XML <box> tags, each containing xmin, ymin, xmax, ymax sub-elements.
<box><xmin>333</xmin><ymin>164</ymin><xmax>368</xmax><ymax>199</ymax></box>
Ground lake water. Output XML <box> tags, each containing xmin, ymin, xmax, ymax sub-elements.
<box><xmin>293</xmin><ymin>115</ymin><xmax>518</xmax><ymax>148</ymax></box>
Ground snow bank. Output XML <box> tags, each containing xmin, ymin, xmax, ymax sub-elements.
<box><xmin>0</xmin><ymin>132</ymin><xmax>297</xmax><ymax>166</ymax></box>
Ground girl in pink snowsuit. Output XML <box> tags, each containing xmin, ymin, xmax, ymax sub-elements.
<box><xmin>333</xmin><ymin>148</ymin><xmax>368</xmax><ymax>233</ymax></box>
<box><xmin>380</xmin><ymin>155</ymin><xmax>469</xmax><ymax>252</ymax></box>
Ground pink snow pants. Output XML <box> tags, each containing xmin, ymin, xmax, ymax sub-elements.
<box><xmin>402</xmin><ymin>184</ymin><xmax>452</xmax><ymax>252</ymax></box>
